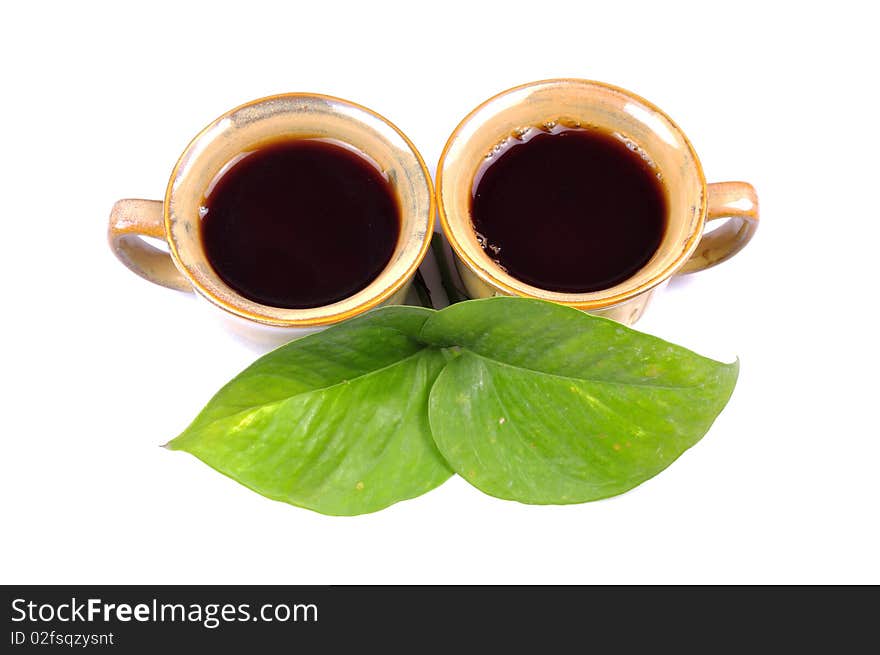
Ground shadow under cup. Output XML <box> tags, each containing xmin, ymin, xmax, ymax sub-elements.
<box><xmin>437</xmin><ymin>79</ymin><xmax>712</xmax><ymax>325</ymax></box>
<box><xmin>165</xmin><ymin>94</ymin><xmax>434</xmax><ymax>328</ymax></box>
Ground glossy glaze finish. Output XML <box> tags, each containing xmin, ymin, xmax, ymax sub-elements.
<box><xmin>679</xmin><ymin>181</ymin><xmax>759</xmax><ymax>273</ymax></box>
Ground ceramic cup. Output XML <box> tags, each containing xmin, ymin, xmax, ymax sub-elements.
<box><xmin>436</xmin><ymin>79</ymin><xmax>759</xmax><ymax>325</ymax></box>
<box><xmin>109</xmin><ymin>93</ymin><xmax>434</xmax><ymax>333</ymax></box>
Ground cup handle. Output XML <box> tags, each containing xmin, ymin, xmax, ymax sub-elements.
<box><xmin>678</xmin><ymin>181</ymin><xmax>759</xmax><ymax>274</ymax></box>
<box><xmin>108</xmin><ymin>199</ymin><xmax>191</xmax><ymax>291</ymax></box>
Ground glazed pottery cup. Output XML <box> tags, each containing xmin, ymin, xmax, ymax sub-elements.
<box><xmin>109</xmin><ymin>93</ymin><xmax>434</xmax><ymax>332</ymax></box>
<box><xmin>437</xmin><ymin>79</ymin><xmax>759</xmax><ymax>325</ymax></box>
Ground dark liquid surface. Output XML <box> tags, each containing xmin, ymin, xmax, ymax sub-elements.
<box><xmin>201</xmin><ymin>139</ymin><xmax>399</xmax><ymax>309</ymax></box>
<box><xmin>471</xmin><ymin>128</ymin><xmax>667</xmax><ymax>293</ymax></box>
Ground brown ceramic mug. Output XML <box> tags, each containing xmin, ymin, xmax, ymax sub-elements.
<box><xmin>437</xmin><ymin>79</ymin><xmax>759</xmax><ymax>325</ymax></box>
<box><xmin>109</xmin><ymin>93</ymin><xmax>434</xmax><ymax>334</ymax></box>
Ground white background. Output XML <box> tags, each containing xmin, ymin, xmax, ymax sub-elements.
<box><xmin>2</xmin><ymin>0</ymin><xmax>877</xmax><ymax>584</ymax></box>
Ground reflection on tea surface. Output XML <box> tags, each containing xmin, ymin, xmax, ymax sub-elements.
<box><xmin>201</xmin><ymin>138</ymin><xmax>400</xmax><ymax>309</ymax></box>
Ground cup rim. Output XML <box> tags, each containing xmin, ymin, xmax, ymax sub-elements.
<box><xmin>436</xmin><ymin>78</ymin><xmax>708</xmax><ymax>310</ymax></box>
<box><xmin>163</xmin><ymin>92</ymin><xmax>435</xmax><ymax>327</ymax></box>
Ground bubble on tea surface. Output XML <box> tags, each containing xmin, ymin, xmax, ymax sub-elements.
<box><xmin>485</xmin><ymin>136</ymin><xmax>511</xmax><ymax>160</ymax></box>
<box><xmin>613</xmin><ymin>132</ymin><xmax>658</xmax><ymax>170</ymax></box>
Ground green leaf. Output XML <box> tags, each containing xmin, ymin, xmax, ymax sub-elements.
<box><xmin>168</xmin><ymin>306</ymin><xmax>453</xmax><ymax>516</ymax></box>
<box><xmin>421</xmin><ymin>297</ymin><xmax>738</xmax><ymax>504</ymax></box>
